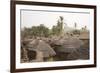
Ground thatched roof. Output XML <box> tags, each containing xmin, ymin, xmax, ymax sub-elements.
<box><xmin>79</xmin><ymin>30</ymin><xmax>89</xmax><ymax>40</ymax></box>
<box><xmin>63</xmin><ymin>37</ymin><xmax>83</xmax><ymax>48</ymax></box>
<box><xmin>21</xmin><ymin>38</ymin><xmax>36</xmax><ymax>49</ymax></box>
<box><xmin>54</xmin><ymin>37</ymin><xmax>83</xmax><ymax>53</ymax></box>
<box><xmin>27</xmin><ymin>39</ymin><xmax>56</xmax><ymax>57</ymax></box>
<box><xmin>49</xmin><ymin>36</ymin><xmax>60</xmax><ymax>45</ymax></box>
<box><xmin>36</xmin><ymin>40</ymin><xmax>56</xmax><ymax>57</ymax></box>
<box><xmin>28</xmin><ymin>39</ymin><xmax>39</xmax><ymax>49</ymax></box>
<box><xmin>79</xmin><ymin>33</ymin><xmax>89</xmax><ymax>40</ymax></box>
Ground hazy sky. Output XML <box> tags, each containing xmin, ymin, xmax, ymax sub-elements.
<box><xmin>21</xmin><ymin>9</ymin><xmax>90</xmax><ymax>29</ymax></box>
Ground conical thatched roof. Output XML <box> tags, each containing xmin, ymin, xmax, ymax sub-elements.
<box><xmin>49</xmin><ymin>36</ymin><xmax>60</xmax><ymax>45</ymax></box>
<box><xmin>54</xmin><ymin>37</ymin><xmax>83</xmax><ymax>53</ymax></box>
<box><xmin>28</xmin><ymin>39</ymin><xmax>39</xmax><ymax>49</ymax></box>
<box><xmin>62</xmin><ymin>37</ymin><xmax>83</xmax><ymax>48</ymax></box>
<box><xmin>21</xmin><ymin>38</ymin><xmax>33</xmax><ymax>48</ymax></box>
<box><xmin>36</xmin><ymin>40</ymin><xmax>56</xmax><ymax>57</ymax></box>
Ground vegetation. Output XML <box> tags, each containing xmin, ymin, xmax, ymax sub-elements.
<box><xmin>21</xmin><ymin>16</ymin><xmax>64</xmax><ymax>38</ymax></box>
<box><xmin>21</xmin><ymin>16</ymin><xmax>88</xmax><ymax>39</ymax></box>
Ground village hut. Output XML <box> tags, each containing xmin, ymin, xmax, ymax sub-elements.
<box><xmin>62</xmin><ymin>37</ymin><xmax>83</xmax><ymax>52</ymax></box>
<box><xmin>21</xmin><ymin>47</ymin><xmax>29</xmax><ymax>63</ymax></box>
<box><xmin>26</xmin><ymin>48</ymin><xmax>44</xmax><ymax>62</ymax></box>
<box><xmin>27</xmin><ymin>39</ymin><xmax>56</xmax><ymax>61</ymax></box>
<box><xmin>54</xmin><ymin>36</ymin><xmax>83</xmax><ymax>53</ymax></box>
<box><xmin>21</xmin><ymin>38</ymin><xmax>43</xmax><ymax>62</ymax></box>
<box><xmin>79</xmin><ymin>31</ymin><xmax>89</xmax><ymax>48</ymax></box>
<box><xmin>36</xmin><ymin>40</ymin><xmax>56</xmax><ymax>58</ymax></box>
<box><xmin>78</xmin><ymin>31</ymin><xmax>89</xmax><ymax>59</ymax></box>
<box><xmin>52</xmin><ymin>36</ymin><xmax>84</xmax><ymax>61</ymax></box>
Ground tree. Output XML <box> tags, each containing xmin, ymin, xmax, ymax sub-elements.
<box><xmin>31</xmin><ymin>24</ymin><xmax>50</xmax><ymax>37</ymax></box>
<box><xmin>57</xmin><ymin>16</ymin><xmax>64</xmax><ymax>35</ymax></box>
<box><xmin>60</xmin><ymin>16</ymin><xmax>63</xmax><ymax>22</ymax></box>
<box><xmin>21</xmin><ymin>27</ymin><xmax>32</xmax><ymax>39</ymax></box>
<box><xmin>51</xmin><ymin>25</ymin><xmax>58</xmax><ymax>35</ymax></box>
<box><xmin>59</xmin><ymin>16</ymin><xmax>64</xmax><ymax>31</ymax></box>
<box><xmin>51</xmin><ymin>16</ymin><xmax>64</xmax><ymax>36</ymax></box>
